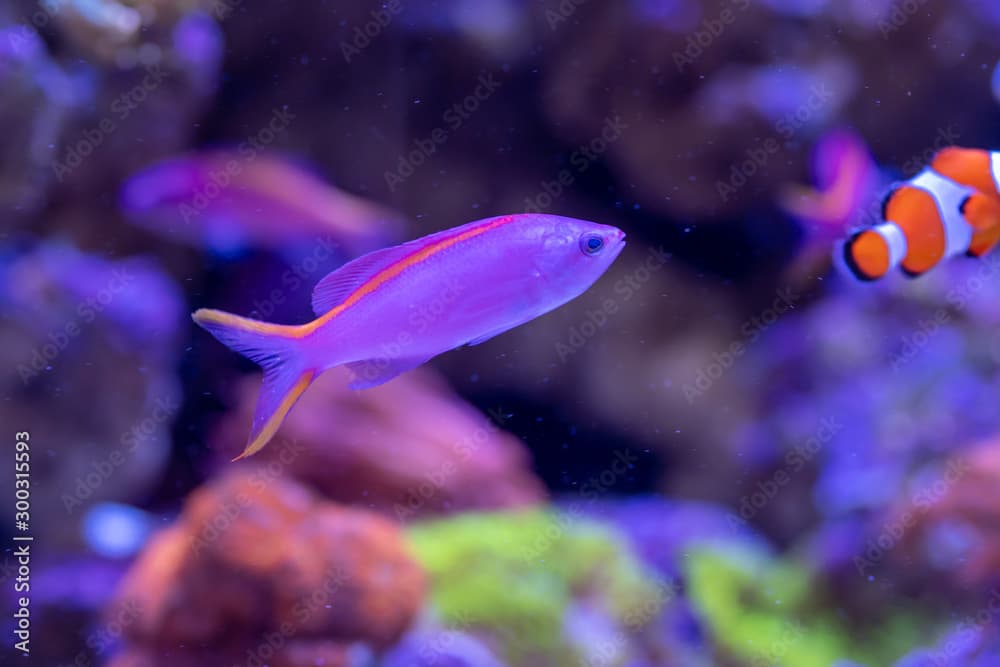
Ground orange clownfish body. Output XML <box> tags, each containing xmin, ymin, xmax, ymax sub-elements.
<box><xmin>841</xmin><ymin>148</ymin><xmax>1000</xmax><ymax>281</ymax></box>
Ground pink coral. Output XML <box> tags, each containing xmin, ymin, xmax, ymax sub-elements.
<box><xmin>210</xmin><ymin>367</ymin><xmax>546</xmax><ymax>520</ymax></box>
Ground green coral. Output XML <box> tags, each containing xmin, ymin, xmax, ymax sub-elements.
<box><xmin>685</xmin><ymin>545</ymin><xmax>926</xmax><ymax>667</ymax></box>
<box><xmin>406</xmin><ymin>509</ymin><xmax>666</xmax><ymax>666</ymax></box>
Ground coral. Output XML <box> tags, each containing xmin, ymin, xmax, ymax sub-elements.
<box><xmin>106</xmin><ymin>472</ymin><xmax>425</xmax><ymax>666</ymax></box>
<box><xmin>108</xmin><ymin>641</ymin><xmax>363</xmax><ymax>667</ymax></box>
<box><xmin>890</xmin><ymin>625</ymin><xmax>1000</xmax><ymax>667</ymax></box>
<box><xmin>405</xmin><ymin>509</ymin><xmax>667</xmax><ymax>667</ymax></box>
<box><xmin>380</xmin><ymin>628</ymin><xmax>509</xmax><ymax>667</ymax></box>
<box><xmin>895</xmin><ymin>439</ymin><xmax>1000</xmax><ymax>591</ymax></box>
<box><xmin>0</xmin><ymin>243</ymin><xmax>182</xmax><ymax>548</ymax></box>
<box><xmin>579</xmin><ymin>496</ymin><xmax>769</xmax><ymax>579</ymax></box>
<box><xmin>685</xmin><ymin>545</ymin><xmax>923</xmax><ymax>667</ymax></box>
<box><xmin>0</xmin><ymin>22</ymin><xmax>76</xmax><ymax>214</ymax></box>
<box><xmin>719</xmin><ymin>256</ymin><xmax>1000</xmax><ymax>550</ymax></box>
<box><xmin>210</xmin><ymin>367</ymin><xmax>546</xmax><ymax>520</ymax></box>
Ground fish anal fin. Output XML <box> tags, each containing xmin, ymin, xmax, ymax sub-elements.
<box><xmin>236</xmin><ymin>368</ymin><xmax>316</xmax><ymax>461</ymax></box>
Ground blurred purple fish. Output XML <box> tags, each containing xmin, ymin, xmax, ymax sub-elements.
<box><xmin>120</xmin><ymin>151</ymin><xmax>404</xmax><ymax>256</ymax></box>
<box><xmin>192</xmin><ymin>213</ymin><xmax>626</xmax><ymax>460</ymax></box>
<box><xmin>778</xmin><ymin>129</ymin><xmax>880</xmax><ymax>282</ymax></box>
<box><xmin>780</xmin><ymin>128</ymin><xmax>879</xmax><ymax>232</ymax></box>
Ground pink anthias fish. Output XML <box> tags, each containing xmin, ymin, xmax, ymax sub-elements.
<box><xmin>193</xmin><ymin>213</ymin><xmax>627</xmax><ymax>460</ymax></box>
<box><xmin>120</xmin><ymin>152</ymin><xmax>403</xmax><ymax>255</ymax></box>
<box><xmin>779</xmin><ymin>128</ymin><xmax>880</xmax><ymax>232</ymax></box>
<box><xmin>778</xmin><ymin>129</ymin><xmax>881</xmax><ymax>281</ymax></box>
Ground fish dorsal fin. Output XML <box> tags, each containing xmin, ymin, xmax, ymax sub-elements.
<box><xmin>311</xmin><ymin>243</ymin><xmax>418</xmax><ymax>316</ymax></box>
<box><xmin>310</xmin><ymin>218</ymin><xmax>504</xmax><ymax>316</ymax></box>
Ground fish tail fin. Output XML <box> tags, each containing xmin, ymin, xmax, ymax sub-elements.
<box><xmin>837</xmin><ymin>222</ymin><xmax>907</xmax><ymax>282</ymax></box>
<box><xmin>961</xmin><ymin>192</ymin><xmax>1000</xmax><ymax>257</ymax></box>
<box><xmin>192</xmin><ymin>308</ymin><xmax>318</xmax><ymax>460</ymax></box>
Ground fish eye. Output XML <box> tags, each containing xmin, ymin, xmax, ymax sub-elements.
<box><xmin>580</xmin><ymin>233</ymin><xmax>604</xmax><ymax>255</ymax></box>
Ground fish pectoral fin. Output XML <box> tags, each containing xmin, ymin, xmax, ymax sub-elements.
<box><xmin>344</xmin><ymin>355</ymin><xmax>433</xmax><ymax>390</ymax></box>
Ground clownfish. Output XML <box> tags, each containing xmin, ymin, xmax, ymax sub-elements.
<box><xmin>840</xmin><ymin>148</ymin><xmax>1000</xmax><ymax>281</ymax></box>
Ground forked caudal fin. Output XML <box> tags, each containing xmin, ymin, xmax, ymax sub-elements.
<box><xmin>191</xmin><ymin>308</ymin><xmax>317</xmax><ymax>460</ymax></box>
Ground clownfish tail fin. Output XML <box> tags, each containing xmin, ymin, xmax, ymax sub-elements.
<box><xmin>960</xmin><ymin>193</ymin><xmax>1000</xmax><ymax>258</ymax></box>
<box><xmin>838</xmin><ymin>223</ymin><xmax>907</xmax><ymax>282</ymax></box>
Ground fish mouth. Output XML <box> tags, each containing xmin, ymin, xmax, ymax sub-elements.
<box><xmin>609</xmin><ymin>229</ymin><xmax>627</xmax><ymax>256</ymax></box>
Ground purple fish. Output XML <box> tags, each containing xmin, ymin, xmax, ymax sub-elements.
<box><xmin>120</xmin><ymin>151</ymin><xmax>404</xmax><ymax>255</ymax></box>
<box><xmin>779</xmin><ymin>128</ymin><xmax>879</xmax><ymax>232</ymax></box>
<box><xmin>193</xmin><ymin>214</ymin><xmax>626</xmax><ymax>459</ymax></box>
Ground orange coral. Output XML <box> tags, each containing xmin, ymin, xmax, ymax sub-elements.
<box><xmin>107</xmin><ymin>472</ymin><xmax>425</xmax><ymax>666</ymax></box>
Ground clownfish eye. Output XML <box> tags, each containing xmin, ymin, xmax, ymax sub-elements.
<box><xmin>580</xmin><ymin>233</ymin><xmax>604</xmax><ymax>255</ymax></box>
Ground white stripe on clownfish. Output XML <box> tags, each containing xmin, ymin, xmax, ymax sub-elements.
<box><xmin>906</xmin><ymin>168</ymin><xmax>974</xmax><ymax>259</ymax></box>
